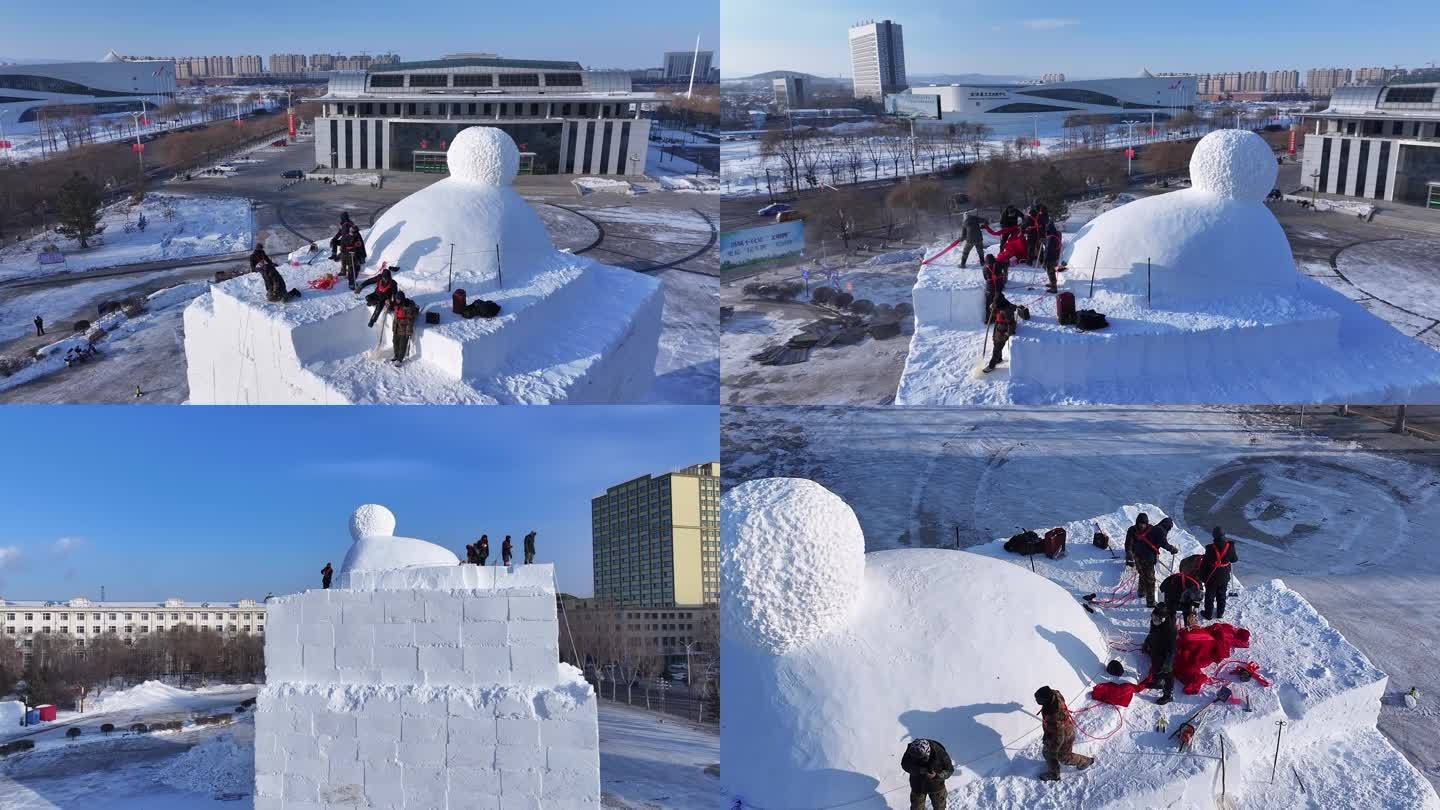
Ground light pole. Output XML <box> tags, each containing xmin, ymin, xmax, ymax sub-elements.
<box><xmin>1122</xmin><ymin>119</ymin><xmax>1139</xmax><ymax>146</ymax></box>
<box><xmin>1031</xmin><ymin>114</ymin><xmax>1039</xmax><ymax>153</ymax></box>
<box><xmin>128</xmin><ymin>111</ymin><xmax>145</xmax><ymax>184</ymax></box>
<box><xmin>682</xmin><ymin>641</ymin><xmax>703</xmax><ymax>688</ymax></box>
<box><xmin>1310</xmin><ymin>169</ymin><xmax>1320</xmax><ymax>209</ymax></box>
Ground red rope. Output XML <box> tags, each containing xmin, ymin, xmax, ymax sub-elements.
<box><xmin>1090</xmin><ymin>571</ymin><xmax>1140</xmax><ymax>607</ymax></box>
<box><xmin>1072</xmin><ymin>702</ymin><xmax>1125</xmax><ymax>741</ymax></box>
<box><xmin>920</xmin><ymin>237</ymin><xmax>964</xmax><ymax>266</ymax></box>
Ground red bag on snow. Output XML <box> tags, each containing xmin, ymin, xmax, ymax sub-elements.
<box><xmin>1170</xmin><ymin>622</ymin><xmax>1251</xmax><ymax>695</ymax></box>
<box><xmin>1091</xmin><ymin>679</ymin><xmax>1149</xmax><ymax>707</ymax></box>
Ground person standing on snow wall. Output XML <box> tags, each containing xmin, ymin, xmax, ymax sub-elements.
<box><xmin>984</xmin><ymin>295</ymin><xmax>1016</xmax><ymax>374</ymax></box>
<box><xmin>1035</xmin><ymin>686</ymin><xmax>1094</xmax><ymax>781</ymax></box>
<box><xmin>477</xmin><ymin>535</ymin><xmax>490</xmax><ymax>566</ymax></box>
<box><xmin>1140</xmin><ymin>604</ymin><xmax>1178</xmax><ymax>705</ymax></box>
<box><xmin>1200</xmin><ymin>526</ymin><xmax>1239</xmax><ymax>620</ymax></box>
<box><xmin>329</xmin><ymin>212</ymin><xmax>354</xmax><ymax>260</ymax></box>
<box><xmin>900</xmin><ymin>738</ymin><xmax>953</xmax><ymax>810</ymax></box>
<box><xmin>523</xmin><ymin>531</ymin><xmax>536</xmax><ymax>565</ymax></box>
<box><xmin>337</xmin><ymin>228</ymin><xmax>367</xmax><ymax>290</ymax></box>
<box><xmin>321</xmin><ymin>563</ymin><xmax>333</xmax><ymax>589</ymax></box>
<box><xmin>1130</xmin><ymin>515</ymin><xmax>1178</xmax><ymax>608</ymax></box>
<box><xmin>501</xmin><ymin>535</ymin><xmax>513</xmax><ymax>566</ymax></box>
<box><xmin>389</xmin><ymin>292</ymin><xmax>419</xmax><ymax>364</ymax></box>
<box><xmin>959</xmin><ymin>211</ymin><xmax>989</xmax><ymax>268</ymax></box>
<box><xmin>982</xmin><ymin>256</ymin><xmax>1007</xmax><ymax>321</ymax></box>
<box><xmin>1041</xmin><ymin>221</ymin><xmax>1063</xmax><ymax>294</ymax></box>
<box><xmin>33</xmin><ymin>315</ymin><xmax>44</xmax><ymax>336</ymax></box>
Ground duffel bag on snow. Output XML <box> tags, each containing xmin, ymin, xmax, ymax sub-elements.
<box><xmin>1076</xmin><ymin>309</ymin><xmax>1109</xmax><ymax>330</ymax></box>
<box><xmin>1093</xmin><ymin>530</ymin><xmax>1111</xmax><ymax>550</ymax></box>
<box><xmin>1042</xmin><ymin>527</ymin><xmax>1067</xmax><ymax>559</ymax></box>
<box><xmin>1004</xmin><ymin>530</ymin><xmax>1044</xmax><ymax>555</ymax></box>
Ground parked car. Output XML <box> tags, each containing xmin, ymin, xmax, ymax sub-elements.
<box><xmin>281</xmin><ymin>169</ymin><xmax>304</xmax><ymax>179</ymax></box>
<box><xmin>757</xmin><ymin>202</ymin><xmax>794</xmax><ymax>217</ymax></box>
<box><xmin>776</xmin><ymin>210</ymin><xmax>804</xmax><ymax>223</ymax></box>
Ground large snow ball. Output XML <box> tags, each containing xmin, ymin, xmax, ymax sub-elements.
<box><xmin>720</xmin><ymin>549</ymin><xmax>1110</xmax><ymax>810</ymax></box>
<box><xmin>722</xmin><ymin>478</ymin><xmax>865</xmax><ymax>655</ymax></box>
<box><xmin>350</xmin><ymin>503</ymin><xmax>396</xmax><ymax>540</ymax></box>
<box><xmin>447</xmin><ymin>126</ymin><xmax>520</xmax><ymax>186</ymax></box>
<box><xmin>1190</xmin><ymin>129</ymin><xmax>1277</xmax><ymax>201</ymax></box>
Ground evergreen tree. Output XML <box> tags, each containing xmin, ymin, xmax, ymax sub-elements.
<box><xmin>54</xmin><ymin>172</ymin><xmax>105</xmax><ymax>249</ymax></box>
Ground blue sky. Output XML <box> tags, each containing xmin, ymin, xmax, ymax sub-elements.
<box><xmin>0</xmin><ymin>1</ymin><xmax>718</xmax><ymax>69</ymax></box>
<box><xmin>0</xmin><ymin>406</ymin><xmax>718</xmax><ymax>602</ymax></box>
<box><xmin>722</xmin><ymin>0</ymin><xmax>1440</xmax><ymax>78</ymax></box>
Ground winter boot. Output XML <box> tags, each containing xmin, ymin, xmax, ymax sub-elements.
<box><xmin>1072</xmin><ymin>755</ymin><xmax>1094</xmax><ymax>770</ymax></box>
<box><xmin>1200</xmin><ymin>610</ymin><xmax>1212</xmax><ymax>621</ymax></box>
<box><xmin>1157</xmin><ymin>693</ymin><xmax>1173</xmax><ymax>706</ymax></box>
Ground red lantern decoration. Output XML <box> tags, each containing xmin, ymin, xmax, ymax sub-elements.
<box><xmin>1124</xmin><ymin>148</ymin><xmax>1135</xmax><ymax>159</ymax></box>
<box><xmin>131</xmin><ymin>142</ymin><xmax>145</xmax><ymax>153</ymax></box>
<box><xmin>420</xmin><ymin>139</ymin><xmax>429</xmax><ymax>150</ymax></box>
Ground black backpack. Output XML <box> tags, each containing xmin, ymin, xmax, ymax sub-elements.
<box><xmin>1004</xmin><ymin>530</ymin><xmax>1044</xmax><ymax>555</ymax></box>
<box><xmin>1076</xmin><ymin>309</ymin><xmax>1109</xmax><ymax>330</ymax></box>
<box><xmin>1093</xmin><ymin>529</ymin><xmax>1111</xmax><ymax>550</ymax></box>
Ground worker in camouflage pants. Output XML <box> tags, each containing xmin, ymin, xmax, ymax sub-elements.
<box><xmin>1035</xmin><ymin>686</ymin><xmax>1094</xmax><ymax>781</ymax></box>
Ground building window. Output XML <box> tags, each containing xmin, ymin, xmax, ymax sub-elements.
<box><xmin>1383</xmin><ymin>86</ymin><xmax>1436</xmax><ymax>104</ymax></box>
<box><xmin>545</xmin><ymin>73</ymin><xmax>583</xmax><ymax>87</ymax></box>
<box><xmin>1355</xmin><ymin>140</ymin><xmax>1370</xmax><ymax>197</ymax></box>
<box><xmin>1318</xmin><ymin>139</ymin><xmax>1332</xmax><ymax>193</ymax></box>
<box><xmin>370</xmin><ymin>75</ymin><xmax>404</xmax><ymax>88</ymax></box>
<box><xmin>42</xmin><ymin>613</ymin><xmax>50</xmax><ymax>620</ymax></box>
<box><xmin>410</xmin><ymin>74</ymin><xmax>448</xmax><ymax>88</ymax></box>
<box><xmin>1392</xmin><ymin>120</ymin><xmax>1405</xmax><ymax>136</ymax></box>
<box><xmin>498</xmin><ymin>73</ymin><xmax>540</xmax><ymax>87</ymax></box>
<box><xmin>453</xmin><ymin>74</ymin><xmax>492</xmax><ymax>88</ymax></box>
<box><xmin>1336</xmin><ymin>139</ymin><xmax>1351</xmax><ymax>196</ymax></box>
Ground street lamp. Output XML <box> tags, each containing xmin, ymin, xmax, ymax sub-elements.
<box><xmin>128</xmin><ymin>111</ymin><xmax>145</xmax><ymax>183</ymax></box>
<box><xmin>681</xmin><ymin>641</ymin><xmax>704</xmax><ymax>688</ymax></box>
<box><xmin>1309</xmin><ymin>169</ymin><xmax>1321</xmax><ymax>209</ymax></box>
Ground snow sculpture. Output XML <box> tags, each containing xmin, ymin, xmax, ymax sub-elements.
<box><xmin>720</xmin><ymin>479</ymin><xmax>1110</xmax><ymax>810</ymax></box>
<box><xmin>899</xmin><ymin>128</ymin><xmax>1440</xmax><ymax>404</ymax></box>
<box><xmin>339</xmin><ymin>503</ymin><xmax>460</xmax><ymax>577</ymax></box>
<box><xmin>255</xmin><ymin>505</ymin><xmax>599</xmax><ymax>809</ymax></box>
<box><xmin>184</xmin><ymin>125</ymin><xmax>663</xmax><ymax>404</ymax></box>
<box><xmin>722</xmin><ymin>478</ymin><xmax>865</xmax><ymax>655</ymax></box>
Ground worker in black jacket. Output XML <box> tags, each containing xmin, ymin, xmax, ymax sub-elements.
<box><xmin>477</xmin><ymin>535</ymin><xmax>490</xmax><ymax>566</ymax></box>
<box><xmin>900</xmin><ymin>738</ymin><xmax>954</xmax><ymax>809</ymax></box>
<box><xmin>959</xmin><ymin>211</ymin><xmax>989</xmax><ymax>268</ymax></box>
<box><xmin>1140</xmin><ymin>604</ymin><xmax>1178</xmax><ymax>705</ymax></box>
<box><xmin>1131</xmin><ymin>516</ymin><xmax>1179</xmax><ymax>607</ymax></box>
<box><xmin>1200</xmin><ymin>526</ymin><xmax>1239</xmax><ymax>620</ymax></box>
<box><xmin>1158</xmin><ymin>563</ymin><xmax>1204</xmax><ymax>627</ymax></box>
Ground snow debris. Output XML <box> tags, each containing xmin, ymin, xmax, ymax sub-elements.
<box><xmin>157</xmin><ymin>734</ymin><xmax>253</xmax><ymax>796</ymax></box>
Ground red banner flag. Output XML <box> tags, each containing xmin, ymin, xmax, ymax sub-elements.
<box><xmin>287</xmin><ymin>112</ymin><xmax>297</xmax><ymax>139</ymax></box>
<box><xmin>131</xmin><ymin>143</ymin><xmax>145</xmax><ymax>153</ymax></box>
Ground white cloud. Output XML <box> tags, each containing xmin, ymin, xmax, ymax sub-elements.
<box><xmin>1023</xmin><ymin>18</ymin><xmax>1079</xmax><ymax>30</ymax></box>
<box><xmin>0</xmin><ymin>546</ymin><xmax>21</xmax><ymax>569</ymax></box>
<box><xmin>53</xmin><ymin>536</ymin><xmax>85</xmax><ymax>554</ymax></box>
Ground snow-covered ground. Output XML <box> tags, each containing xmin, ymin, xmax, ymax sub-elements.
<box><xmin>647</xmin><ymin>125</ymin><xmax>720</xmax><ymax>194</ymax></box>
<box><xmin>722</xmin><ymin>405</ymin><xmax>1440</xmax><ymax>797</ymax></box>
<box><xmin>0</xmin><ymin>682</ymin><xmax>718</xmax><ymax>809</ymax></box>
<box><xmin>0</xmin><ymin>194</ymin><xmax>253</xmax><ymax>283</ymax></box>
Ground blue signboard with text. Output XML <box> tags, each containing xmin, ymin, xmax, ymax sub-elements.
<box><xmin>720</xmin><ymin>221</ymin><xmax>805</xmax><ymax>271</ymax></box>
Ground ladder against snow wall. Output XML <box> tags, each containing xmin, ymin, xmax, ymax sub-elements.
<box><xmin>254</xmin><ymin>563</ymin><xmax>600</xmax><ymax>810</ymax></box>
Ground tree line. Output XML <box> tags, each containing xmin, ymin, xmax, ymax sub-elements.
<box><xmin>2</xmin><ymin>627</ymin><xmax>264</xmax><ymax>709</ymax></box>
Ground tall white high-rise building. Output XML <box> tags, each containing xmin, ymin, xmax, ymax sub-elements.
<box><xmin>848</xmin><ymin>19</ymin><xmax>906</xmax><ymax>101</ymax></box>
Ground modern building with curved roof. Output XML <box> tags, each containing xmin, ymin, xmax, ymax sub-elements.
<box><xmin>0</xmin><ymin>55</ymin><xmax>175</xmax><ymax>130</ymax></box>
<box><xmin>901</xmin><ymin>73</ymin><xmax>1197</xmax><ymax>127</ymax></box>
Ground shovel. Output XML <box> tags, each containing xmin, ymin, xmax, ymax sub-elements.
<box><xmin>1169</xmin><ymin>686</ymin><xmax>1233</xmax><ymax>739</ymax></box>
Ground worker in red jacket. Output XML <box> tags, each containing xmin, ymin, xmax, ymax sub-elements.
<box><xmin>985</xmin><ymin>222</ymin><xmax>1029</xmax><ymax>265</ymax></box>
<box><xmin>1200</xmin><ymin>526</ymin><xmax>1240</xmax><ymax>620</ymax></box>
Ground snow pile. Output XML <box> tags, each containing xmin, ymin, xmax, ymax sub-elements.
<box><xmin>0</xmin><ymin>194</ymin><xmax>253</xmax><ymax>283</ymax></box>
<box><xmin>722</xmin><ymin>479</ymin><xmax>865</xmax><ymax>655</ymax></box>
<box><xmin>184</xmin><ymin>126</ymin><xmax>663</xmax><ymax>404</ymax></box>
<box><xmin>91</xmin><ymin>681</ymin><xmax>199</xmax><ymax>713</ymax></box>
<box><xmin>897</xmin><ymin>129</ymin><xmax>1440</xmax><ymax>404</ymax></box>
<box><xmin>0</xmin><ymin>700</ymin><xmax>23</xmax><ymax>728</ymax></box>
<box><xmin>863</xmin><ymin>248</ymin><xmax>925</xmax><ymax>267</ymax></box>
<box><xmin>159</xmin><ymin>734</ymin><xmax>253</xmax><ymax>796</ymax></box>
<box><xmin>573</xmin><ymin>177</ymin><xmax>637</xmax><ymax>196</ymax></box>
<box><xmin>256</xmin><ymin>504</ymin><xmax>599</xmax><ymax>810</ymax></box>
<box><xmin>721</xmin><ymin>478</ymin><xmax>1109</xmax><ymax>810</ymax></box>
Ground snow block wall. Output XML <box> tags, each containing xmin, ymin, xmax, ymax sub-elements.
<box><xmin>254</xmin><ymin>563</ymin><xmax>599</xmax><ymax>810</ymax></box>
<box><xmin>0</xmin><ymin>700</ymin><xmax>23</xmax><ymax>728</ymax></box>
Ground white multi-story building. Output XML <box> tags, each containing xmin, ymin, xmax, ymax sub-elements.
<box><xmin>662</xmin><ymin>50</ymin><xmax>714</xmax><ymax>82</ymax></box>
<box><xmin>904</xmin><ymin>74</ymin><xmax>1196</xmax><ymax>128</ymax></box>
<box><xmin>1300</xmin><ymin>82</ymin><xmax>1440</xmax><ymax>208</ymax></box>
<box><xmin>849</xmin><ymin>19</ymin><xmax>906</xmax><ymax>101</ymax></box>
<box><xmin>270</xmin><ymin>54</ymin><xmax>307</xmax><ymax>74</ymax></box>
<box><xmin>313</xmin><ymin>55</ymin><xmax>657</xmax><ymax>175</ymax></box>
<box><xmin>0</xmin><ymin>597</ymin><xmax>265</xmax><ymax>660</ymax></box>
